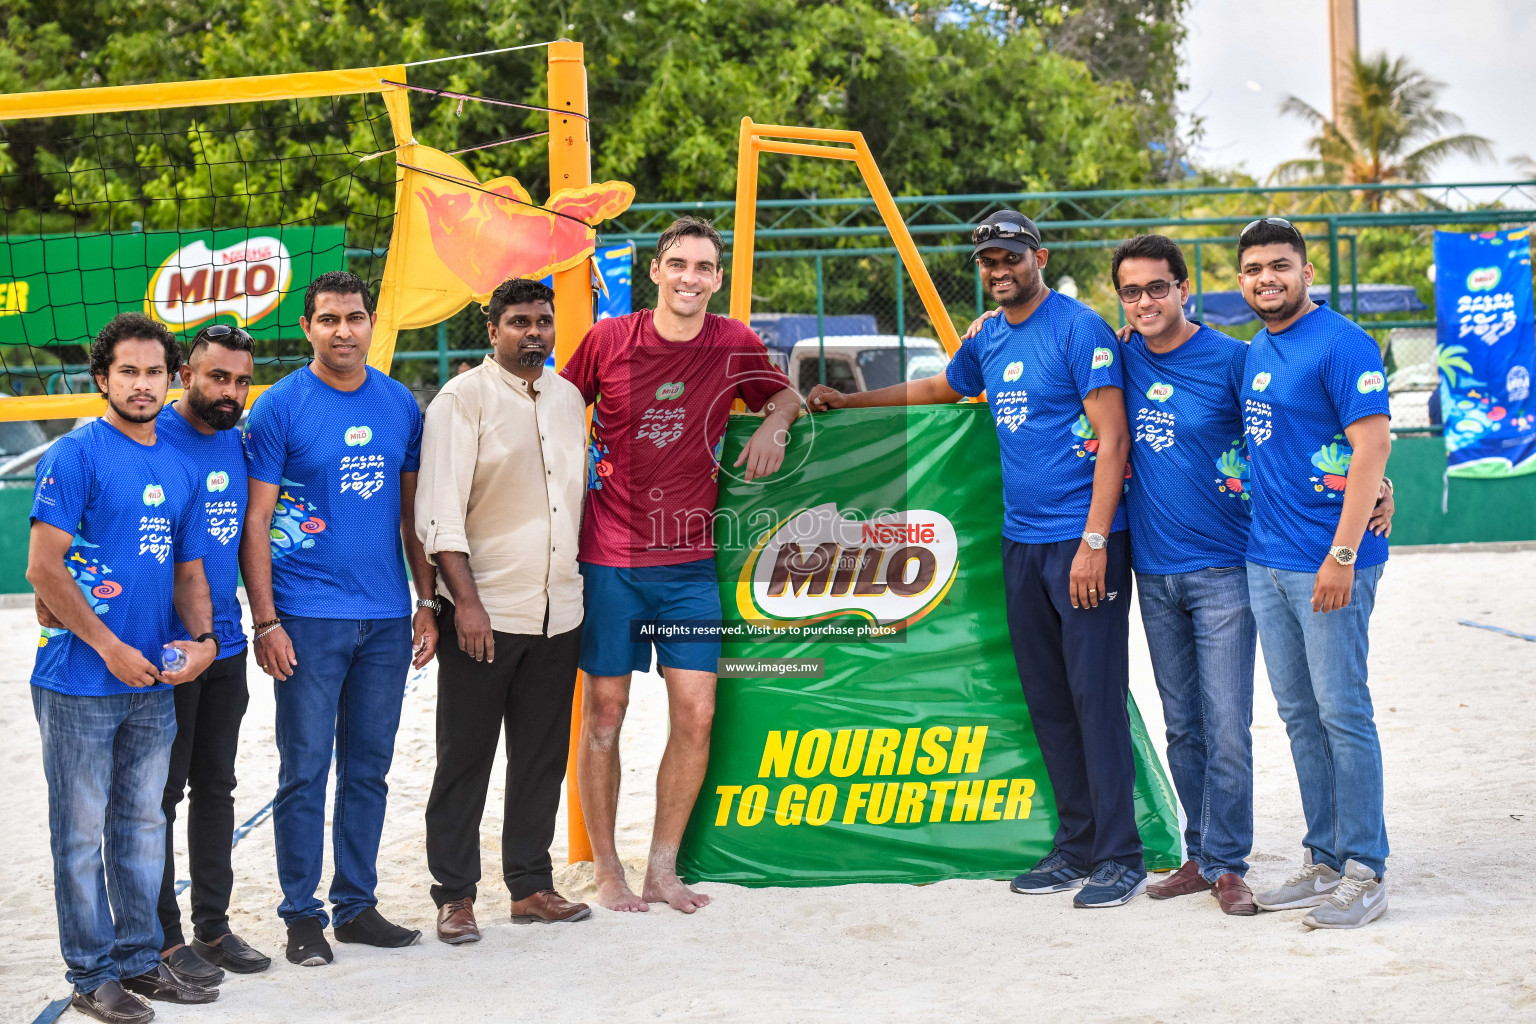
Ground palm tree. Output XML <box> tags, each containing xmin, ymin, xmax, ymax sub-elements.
<box><xmin>1271</xmin><ymin>52</ymin><xmax>1493</xmax><ymax>209</ymax></box>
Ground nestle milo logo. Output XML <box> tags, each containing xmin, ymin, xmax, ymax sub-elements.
<box><xmin>206</xmin><ymin>470</ymin><xmax>230</xmax><ymax>493</ymax></box>
<box><xmin>344</xmin><ymin>425</ymin><xmax>373</xmax><ymax>446</ymax></box>
<box><xmin>1002</xmin><ymin>361</ymin><xmax>1024</xmax><ymax>383</ymax></box>
<box><xmin>1091</xmin><ymin>347</ymin><xmax>1114</xmax><ymax>370</ymax></box>
<box><xmin>739</xmin><ymin>504</ymin><xmax>959</xmax><ymax>634</ymax></box>
<box><xmin>1146</xmin><ymin>382</ymin><xmax>1174</xmax><ymax>403</ymax></box>
<box><xmin>1357</xmin><ymin>370</ymin><xmax>1385</xmax><ymax>394</ymax></box>
<box><xmin>1251</xmin><ymin>371</ymin><xmax>1272</xmax><ymax>392</ymax></box>
<box><xmin>142</xmin><ymin>483</ymin><xmax>165</xmax><ymax>507</ymax></box>
<box><xmin>655</xmin><ymin>381</ymin><xmax>686</xmax><ymax>401</ymax></box>
<box><xmin>1467</xmin><ymin>266</ymin><xmax>1501</xmax><ymax>291</ymax></box>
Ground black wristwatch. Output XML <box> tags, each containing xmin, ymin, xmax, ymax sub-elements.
<box><xmin>195</xmin><ymin>632</ymin><xmax>221</xmax><ymax>659</ymax></box>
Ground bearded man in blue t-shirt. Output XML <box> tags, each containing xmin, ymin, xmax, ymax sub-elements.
<box><xmin>28</xmin><ymin>313</ymin><xmax>221</xmax><ymax>1020</ymax></box>
<box><xmin>1234</xmin><ymin>219</ymin><xmax>1394</xmax><ymax>930</ymax></box>
<box><xmin>809</xmin><ymin>211</ymin><xmax>1146</xmax><ymax>909</ymax></box>
<box><xmin>240</xmin><ymin>272</ymin><xmax>439</xmax><ymax>966</ymax></box>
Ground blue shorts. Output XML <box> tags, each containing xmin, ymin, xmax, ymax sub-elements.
<box><xmin>578</xmin><ymin>558</ymin><xmax>722</xmax><ymax>676</ymax></box>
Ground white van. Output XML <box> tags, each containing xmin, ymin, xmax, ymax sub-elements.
<box><xmin>788</xmin><ymin>335</ymin><xmax>948</xmax><ymax>395</ymax></box>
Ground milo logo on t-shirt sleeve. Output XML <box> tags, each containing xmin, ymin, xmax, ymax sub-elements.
<box><xmin>1357</xmin><ymin>370</ymin><xmax>1385</xmax><ymax>394</ymax></box>
<box><xmin>1091</xmin><ymin>347</ymin><xmax>1114</xmax><ymax>370</ymax></box>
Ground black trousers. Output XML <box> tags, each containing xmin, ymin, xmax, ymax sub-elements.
<box><xmin>157</xmin><ymin>651</ymin><xmax>250</xmax><ymax>949</ymax></box>
<box><xmin>426</xmin><ymin>600</ymin><xmax>581</xmax><ymax>906</ymax></box>
<box><xmin>1001</xmin><ymin>533</ymin><xmax>1143</xmax><ymax>873</ymax></box>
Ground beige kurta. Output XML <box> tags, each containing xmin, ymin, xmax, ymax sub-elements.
<box><xmin>415</xmin><ymin>356</ymin><xmax>587</xmax><ymax>636</ymax></box>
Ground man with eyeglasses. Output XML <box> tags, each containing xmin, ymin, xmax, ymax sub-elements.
<box><xmin>1233</xmin><ymin>217</ymin><xmax>1394</xmax><ymax>929</ymax></box>
<box><xmin>152</xmin><ymin>324</ymin><xmax>273</xmax><ymax>983</ymax></box>
<box><xmin>808</xmin><ymin>211</ymin><xmax>1147</xmax><ymax>909</ymax></box>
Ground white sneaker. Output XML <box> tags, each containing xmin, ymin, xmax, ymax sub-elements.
<box><xmin>1303</xmin><ymin>860</ymin><xmax>1387</xmax><ymax>929</ymax></box>
<box><xmin>1254</xmin><ymin>850</ymin><xmax>1341</xmax><ymax>910</ymax></box>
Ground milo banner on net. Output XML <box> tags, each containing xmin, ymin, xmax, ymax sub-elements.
<box><xmin>0</xmin><ymin>226</ymin><xmax>346</xmax><ymax>345</ymax></box>
<box><xmin>677</xmin><ymin>404</ymin><xmax>1180</xmax><ymax>887</ymax></box>
<box><xmin>1435</xmin><ymin>227</ymin><xmax>1536</xmax><ymax>477</ymax></box>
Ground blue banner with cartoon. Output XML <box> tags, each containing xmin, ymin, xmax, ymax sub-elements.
<box><xmin>1436</xmin><ymin>228</ymin><xmax>1536</xmax><ymax>477</ymax></box>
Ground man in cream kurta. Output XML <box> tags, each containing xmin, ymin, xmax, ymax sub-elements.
<box><xmin>415</xmin><ymin>279</ymin><xmax>590</xmax><ymax>943</ymax></box>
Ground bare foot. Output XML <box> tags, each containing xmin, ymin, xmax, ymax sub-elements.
<box><xmin>643</xmin><ymin>871</ymin><xmax>711</xmax><ymax>914</ymax></box>
<box><xmin>595</xmin><ymin>872</ymin><xmax>649</xmax><ymax>912</ymax></box>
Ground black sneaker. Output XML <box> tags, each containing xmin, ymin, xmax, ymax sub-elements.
<box><xmin>285</xmin><ymin>917</ymin><xmax>334</xmax><ymax>967</ymax></box>
<box><xmin>161</xmin><ymin>945</ymin><xmax>224</xmax><ymax>988</ymax></box>
<box><xmin>333</xmin><ymin>907</ymin><xmax>421</xmax><ymax>948</ymax></box>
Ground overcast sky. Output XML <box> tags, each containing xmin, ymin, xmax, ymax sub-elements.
<box><xmin>1181</xmin><ymin>0</ymin><xmax>1536</xmax><ymax>187</ymax></box>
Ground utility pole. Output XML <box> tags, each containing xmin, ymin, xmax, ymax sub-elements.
<box><xmin>1328</xmin><ymin>0</ymin><xmax>1359</xmax><ymax>123</ymax></box>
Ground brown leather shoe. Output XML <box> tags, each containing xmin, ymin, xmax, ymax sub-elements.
<box><xmin>1147</xmin><ymin>860</ymin><xmax>1213</xmax><ymax>900</ymax></box>
<box><xmin>436</xmin><ymin>897</ymin><xmax>480</xmax><ymax>944</ymax></box>
<box><xmin>510</xmin><ymin>889</ymin><xmax>592</xmax><ymax>924</ymax></box>
<box><xmin>70</xmin><ymin>981</ymin><xmax>155</xmax><ymax>1024</ymax></box>
<box><xmin>1213</xmin><ymin>872</ymin><xmax>1257</xmax><ymax>916</ymax></box>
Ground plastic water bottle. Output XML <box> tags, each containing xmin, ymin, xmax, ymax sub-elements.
<box><xmin>161</xmin><ymin>646</ymin><xmax>188</xmax><ymax>675</ymax></box>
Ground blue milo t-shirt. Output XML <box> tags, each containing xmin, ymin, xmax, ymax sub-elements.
<box><xmin>947</xmin><ymin>290</ymin><xmax>1128</xmax><ymax>543</ymax></box>
<box><xmin>157</xmin><ymin>404</ymin><xmax>249</xmax><ymax>657</ymax></box>
<box><xmin>30</xmin><ymin>418</ymin><xmax>206</xmax><ymax>696</ymax></box>
<box><xmin>243</xmin><ymin>364</ymin><xmax>422</xmax><ymax>619</ymax></box>
<box><xmin>1242</xmin><ymin>302</ymin><xmax>1390</xmax><ymax>572</ymax></box>
<box><xmin>1123</xmin><ymin>324</ymin><xmax>1252</xmax><ymax>574</ymax></box>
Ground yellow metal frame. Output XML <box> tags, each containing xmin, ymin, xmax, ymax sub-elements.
<box><xmin>728</xmin><ymin>118</ymin><xmax>962</xmax><ymax>357</ymax></box>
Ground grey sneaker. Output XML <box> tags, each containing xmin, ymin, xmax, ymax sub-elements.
<box><xmin>1254</xmin><ymin>850</ymin><xmax>1341</xmax><ymax>910</ymax></box>
<box><xmin>1303</xmin><ymin>860</ymin><xmax>1387</xmax><ymax>929</ymax></box>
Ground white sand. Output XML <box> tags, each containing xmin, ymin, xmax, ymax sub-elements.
<box><xmin>2</xmin><ymin>549</ymin><xmax>1533</xmax><ymax>1022</ymax></box>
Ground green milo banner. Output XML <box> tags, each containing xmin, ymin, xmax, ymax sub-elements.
<box><xmin>677</xmin><ymin>403</ymin><xmax>1181</xmax><ymax>886</ymax></box>
<box><xmin>0</xmin><ymin>226</ymin><xmax>346</xmax><ymax>345</ymax></box>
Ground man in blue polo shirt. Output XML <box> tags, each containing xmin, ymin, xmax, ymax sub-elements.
<box><xmin>809</xmin><ymin>211</ymin><xmax>1144</xmax><ymax>908</ymax></box>
<box><xmin>27</xmin><ymin>312</ymin><xmax>220</xmax><ymax>1022</ymax></box>
<box><xmin>241</xmin><ymin>271</ymin><xmax>439</xmax><ymax>966</ymax></box>
<box><xmin>1235</xmin><ymin>218</ymin><xmax>1393</xmax><ymax>930</ymax></box>
<box><xmin>153</xmin><ymin>323</ymin><xmax>273</xmax><ymax>984</ymax></box>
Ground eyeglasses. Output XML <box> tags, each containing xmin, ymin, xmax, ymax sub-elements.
<box><xmin>196</xmin><ymin>324</ymin><xmax>252</xmax><ymax>344</ymax></box>
<box><xmin>1240</xmin><ymin>216</ymin><xmax>1298</xmax><ymax>240</ymax></box>
<box><xmin>972</xmin><ymin>222</ymin><xmax>1039</xmax><ymax>247</ymax></box>
<box><xmin>1116</xmin><ymin>280</ymin><xmax>1179</xmax><ymax>303</ymax></box>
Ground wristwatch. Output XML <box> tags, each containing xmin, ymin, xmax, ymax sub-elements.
<box><xmin>416</xmin><ymin>598</ymin><xmax>442</xmax><ymax>613</ymax></box>
<box><xmin>1329</xmin><ymin>545</ymin><xmax>1357</xmax><ymax>566</ymax></box>
<box><xmin>195</xmin><ymin>632</ymin><xmax>221</xmax><ymax>659</ymax></box>
<box><xmin>1081</xmin><ymin>531</ymin><xmax>1107</xmax><ymax>550</ymax></box>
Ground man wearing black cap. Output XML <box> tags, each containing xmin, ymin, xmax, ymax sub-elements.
<box><xmin>807</xmin><ymin>212</ymin><xmax>1145</xmax><ymax>908</ymax></box>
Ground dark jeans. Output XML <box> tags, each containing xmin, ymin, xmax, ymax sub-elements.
<box><xmin>1002</xmin><ymin>533</ymin><xmax>1142</xmax><ymax>873</ymax></box>
<box><xmin>33</xmin><ymin>686</ymin><xmax>176</xmax><ymax>994</ymax></box>
<box><xmin>426</xmin><ymin>600</ymin><xmax>581</xmax><ymax>905</ymax></box>
<box><xmin>273</xmin><ymin>616</ymin><xmax>411</xmax><ymax>927</ymax></box>
<box><xmin>158</xmin><ymin>652</ymin><xmax>250</xmax><ymax>949</ymax></box>
<box><xmin>1137</xmin><ymin>568</ymin><xmax>1256</xmax><ymax>880</ymax></box>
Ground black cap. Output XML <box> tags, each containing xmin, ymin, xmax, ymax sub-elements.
<box><xmin>971</xmin><ymin>211</ymin><xmax>1041</xmax><ymax>259</ymax></box>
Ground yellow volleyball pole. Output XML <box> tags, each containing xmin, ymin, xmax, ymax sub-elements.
<box><xmin>547</xmin><ymin>40</ymin><xmax>597</xmax><ymax>865</ymax></box>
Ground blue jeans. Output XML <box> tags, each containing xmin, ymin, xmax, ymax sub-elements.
<box><xmin>1136</xmin><ymin>568</ymin><xmax>1256</xmax><ymax>881</ymax></box>
<box><xmin>273</xmin><ymin>616</ymin><xmax>411</xmax><ymax>926</ymax></box>
<box><xmin>33</xmin><ymin>685</ymin><xmax>176</xmax><ymax>994</ymax></box>
<box><xmin>1246</xmin><ymin>561</ymin><xmax>1389</xmax><ymax>877</ymax></box>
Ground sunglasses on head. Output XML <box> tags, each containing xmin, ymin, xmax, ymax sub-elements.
<box><xmin>972</xmin><ymin>222</ymin><xmax>1039</xmax><ymax>247</ymax></box>
<box><xmin>1240</xmin><ymin>216</ymin><xmax>1299</xmax><ymax>241</ymax></box>
<box><xmin>197</xmin><ymin>324</ymin><xmax>252</xmax><ymax>344</ymax></box>
<box><xmin>1116</xmin><ymin>279</ymin><xmax>1180</xmax><ymax>303</ymax></box>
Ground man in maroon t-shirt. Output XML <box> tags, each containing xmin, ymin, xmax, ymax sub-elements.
<box><xmin>561</xmin><ymin>216</ymin><xmax>798</xmax><ymax>913</ymax></box>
